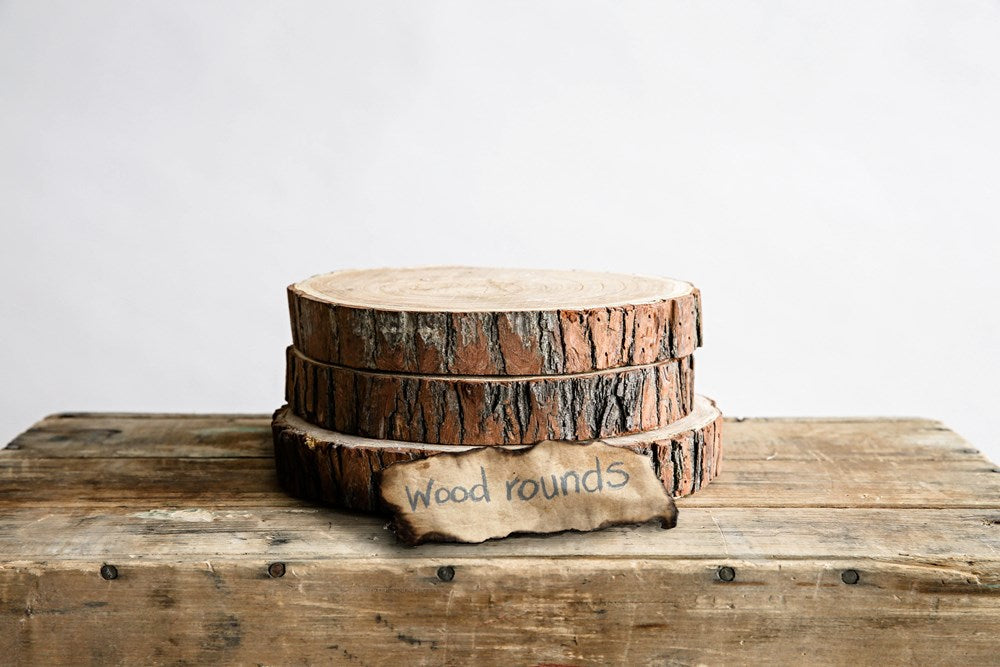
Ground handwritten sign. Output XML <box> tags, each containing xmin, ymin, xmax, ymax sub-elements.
<box><xmin>379</xmin><ymin>441</ymin><xmax>677</xmax><ymax>545</ymax></box>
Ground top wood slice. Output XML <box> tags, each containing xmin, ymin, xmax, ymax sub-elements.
<box><xmin>289</xmin><ymin>267</ymin><xmax>702</xmax><ymax>375</ymax></box>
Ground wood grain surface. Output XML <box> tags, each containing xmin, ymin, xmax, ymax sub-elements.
<box><xmin>273</xmin><ymin>395</ymin><xmax>722</xmax><ymax>513</ymax></box>
<box><xmin>285</xmin><ymin>346</ymin><xmax>695</xmax><ymax>445</ymax></box>
<box><xmin>289</xmin><ymin>267</ymin><xmax>702</xmax><ymax>375</ymax></box>
<box><xmin>2</xmin><ymin>412</ymin><xmax>998</xmax><ymax>665</ymax></box>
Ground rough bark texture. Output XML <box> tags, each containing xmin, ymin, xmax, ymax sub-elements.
<box><xmin>285</xmin><ymin>346</ymin><xmax>696</xmax><ymax>445</ymax></box>
<box><xmin>272</xmin><ymin>395</ymin><xmax>722</xmax><ymax>513</ymax></box>
<box><xmin>288</xmin><ymin>280</ymin><xmax>702</xmax><ymax>376</ymax></box>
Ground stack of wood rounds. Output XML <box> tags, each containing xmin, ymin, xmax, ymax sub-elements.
<box><xmin>273</xmin><ymin>267</ymin><xmax>723</xmax><ymax>513</ymax></box>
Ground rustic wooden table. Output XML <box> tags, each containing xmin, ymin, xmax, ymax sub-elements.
<box><xmin>1</xmin><ymin>413</ymin><xmax>998</xmax><ymax>664</ymax></box>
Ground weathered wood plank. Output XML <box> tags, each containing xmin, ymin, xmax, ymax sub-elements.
<box><xmin>1</xmin><ymin>412</ymin><xmax>998</xmax><ymax>665</ymax></box>
<box><xmin>2</xmin><ymin>559</ymin><xmax>997</xmax><ymax>665</ymax></box>
<box><xmin>3</xmin><ymin>453</ymin><xmax>996</xmax><ymax>509</ymax></box>
<box><xmin>719</xmin><ymin>417</ymin><xmax>986</xmax><ymax>461</ymax></box>
<box><xmin>0</xmin><ymin>457</ymin><xmax>292</xmax><ymax>507</ymax></box>
<box><xmin>0</xmin><ymin>506</ymin><xmax>996</xmax><ymax>562</ymax></box>
<box><xmin>7</xmin><ymin>414</ymin><xmax>985</xmax><ymax>464</ymax></box>
<box><xmin>4</xmin><ymin>414</ymin><xmax>273</xmax><ymax>458</ymax></box>
<box><xmin>680</xmin><ymin>457</ymin><xmax>1000</xmax><ymax>508</ymax></box>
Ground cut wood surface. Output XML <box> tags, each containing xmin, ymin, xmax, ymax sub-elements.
<box><xmin>2</xmin><ymin>412</ymin><xmax>999</xmax><ymax>665</ymax></box>
<box><xmin>273</xmin><ymin>395</ymin><xmax>722</xmax><ymax>513</ymax></box>
<box><xmin>289</xmin><ymin>266</ymin><xmax>702</xmax><ymax>375</ymax></box>
<box><xmin>285</xmin><ymin>346</ymin><xmax>695</xmax><ymax>445</ymax></box>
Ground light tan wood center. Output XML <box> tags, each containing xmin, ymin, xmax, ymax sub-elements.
<box><xmin>294</xmin><ymin>266</ymin><xmax>693</xmax><ymax>312</ymax></box>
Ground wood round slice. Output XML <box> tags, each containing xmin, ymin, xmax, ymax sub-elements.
<box><xmin>272</xmin><ymin>395</ymin><xmax>723</xmax><ymax>513</ymax></box>
<box><xmin>286</xmin><ymin>346</ymin><xmax>695</xmax><ymax>445</ymax></box>
<box><xmin>289</xmin><ymin>267</ymin><xmax>702</xmax><ymax>376</ymax></box>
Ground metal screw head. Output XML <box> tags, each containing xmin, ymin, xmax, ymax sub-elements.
<box><xmin>717</xmin><ymin>566</ymin><xmax>736</xmax><ymax>582</ymax></box>
<box><xmin>268</xmin><ymin>562</ymin><xmax>286</xmax><ymax>578</ymax></box>
<box><xmin>841</xmin><ymin>569</ymin><xmax>860</xmax><ymax>585</ymax></box>
<box><xmin>100</xmin><ymin>564</ymin><xmax>118</xmax><ymax>580</ymax></box>
<box><xmin>436</xmin><ymin>566</ymin><xmax>455</xmax><ymax>582</ymax></box>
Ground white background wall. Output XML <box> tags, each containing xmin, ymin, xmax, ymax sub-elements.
<box><xmin>2</xmin><ymin>1</ymin><xmax>998</xmax><ymax>462</ymax></box>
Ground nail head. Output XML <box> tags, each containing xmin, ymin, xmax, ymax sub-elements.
<box><xmin>718</xmin><ymin>566</ymin><xmax>735</xmax><ymax>582</ymax></box>
<box><xmin>268</xmin><ymin>562</ymin><xmax>286</xmax><ymax>578</ymax></box>
<box><xmin>841</xmin><ymin>569</ymin><xmax>860</xmax><ymax>585</ymax></box>
<box><xmin>437</xmin><ymin>565</ymin><xmax>455</xmax><ymax>582</ymax></box>
<box><xmin>100</xmin><ymin>564</ymin><xmax>118</xmax><ymax>580</ymax></box>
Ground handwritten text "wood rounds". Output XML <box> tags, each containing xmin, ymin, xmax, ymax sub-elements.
<box><xmin>403</xmin><ymin>458</ymin><xmax>630</xmax><ymax>512</ymax></box>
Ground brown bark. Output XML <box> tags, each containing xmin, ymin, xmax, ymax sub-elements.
<box><xmin>271</xmin><ymin>395</ymin><xmax>722</xmax><ymax>513</ymax></box>
<box><xmin>288</xmin><ymin>267</ymin><xmax>702</xmax><ymax>375</ymax></box>
<box><xmin>285</xmin><ymin>346</ymin><xmax>695</xmax><ymax>445</ymax></box>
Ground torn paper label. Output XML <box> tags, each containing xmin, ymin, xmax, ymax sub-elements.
<box><xmin>378</xmin><ymin>440</ymin><xmax>677</xmax><ymax>545</ymax></box>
